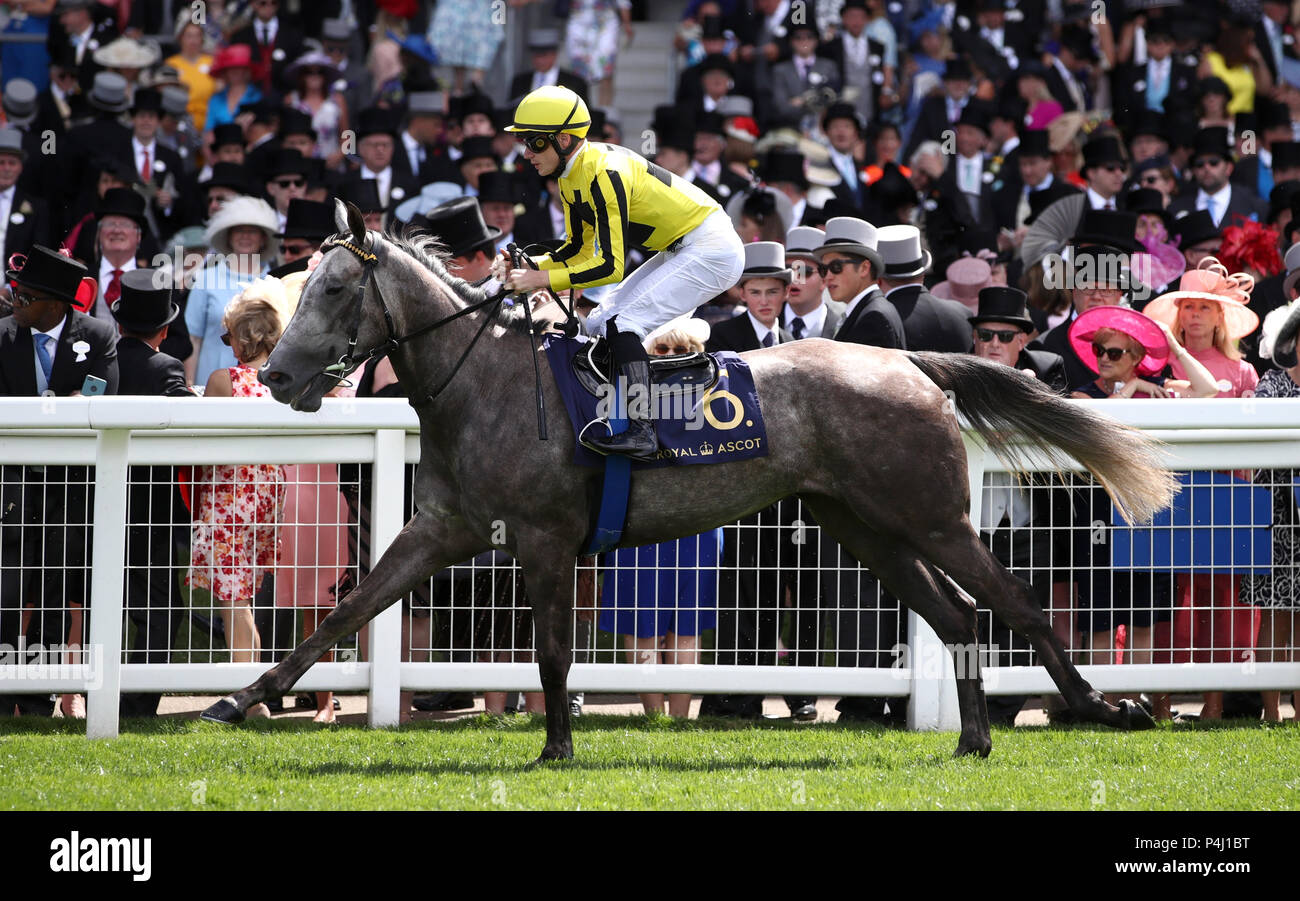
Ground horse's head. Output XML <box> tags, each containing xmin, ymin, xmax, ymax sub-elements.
<box><xmin>261</xmin><ymin>199</ymin><xmax>388</xmax><ymax>411</ymax></box>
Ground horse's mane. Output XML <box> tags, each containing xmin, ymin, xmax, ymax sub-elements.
<box><xmin>377</xmin><ymin>227</ymin><xmax>536</xmax><ymax>334</ymax></box>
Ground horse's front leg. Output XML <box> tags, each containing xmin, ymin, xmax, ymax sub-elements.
<box><xmin>202</xmin><ymin>511</ymin><xmax>488</xmax><ymax>723</ymax></box>
<box><xmin>519</xmin><ymin>556</ymin><xmax>577</xmax><ymax>763</ymax></box>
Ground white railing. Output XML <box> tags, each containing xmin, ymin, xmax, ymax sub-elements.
<box><xmin>2</xmin><ymin>396</ymin><xmax>1299</xmax><ymax>737</ymax></box>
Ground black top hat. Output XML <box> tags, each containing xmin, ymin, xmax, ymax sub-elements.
<box><xmin>6</xmin><ymin>245</ymin><xmax>89</xmax><ymax>304</ymax></box>
<box><xmin>695</xmin><ymin>110</ymin><xmax>725</xmax><ymax>137</ymax></box>
<box><xmin>700</xmin><ymin>15</ymin><xmax>725</xmax><ymax>40</ymax></box>
<box><xmin>1144</xmin><ymin>18</ymin><xmax>1173</xmax><ymax>42</ymax></box>
<box><xmin>957</xmin><ymin>100</ymin><xmax>993</xmax><ymax>135</ymax></box>
<box><xmin>277</xmin><ymin>198</ymin><xmax>334</xmax><ymax>240</ymax></box>
<box><xmin>95</xmin><ymin>186</ymin><xmax>148</xmax><ymax>229</ymax></box>
<box><xmin>476</xmin><ymin>170</ymin><xmax>516</xmax><ymax>206</ymax></box>
<box><xmin>458</xmin><ymin>135</ymin><xmax>498</xmax><ymax>164</ymax></box>
<box><xmin>1019</xmin><ymin>129</ymin><xmax>1051</xmax><ymax>158</ymax></box>
<box><xmin>1197</xmin><ymin>75</ymin><xmax>1230</xmax><ymax>99</ymax></box>
<box><xmin>650</xmin><ymin>103</ymin><xmax>679</xmax><ymax>137</ymax></box>
<box><xmin>1268</xmin><ymin>179</ymin><xmax>1300</xmax><ymax>224</ymax></box>
<box><xmin>1072</xmin><ymin>209</ymin><xmax>1140</xmax><ymax>253</ymax></box>
<box><xmin>1124</xmin><ymin>186</ymin><xmax>1170</xmax><ymax>225</ymax></box>
<box><xmin>201</xmin><ymin>161</ymin><xmax>251</xmax><ymax>195</ymax></box>
<box><xmin>129</xmin><ymin>87</ymin><xmax>163</xmax><ymax>115</ymax></box>
<box><xmin>419</xmin><ymin>196</ymin><xmax>500</xmax><ymax>258</ymax></box>
<box><xmin>869</xmin><ymin>162</ymin><xmax>916</xmax><ymax>211</ymax></box>
<box><xmin>764</xmin><ymin>148</ymin><xmax>808</xmax><ymax>189</ymax></box>
<box><xmin>588</xmin><ymin>106</ymin><xmax>607</xmax><ymax>137</ymax></box>
<box><xmin>356</xmin><ymin>106</ymin><xmax>399</xmax><ymax>139</ymax></box>
<box><xmin>1258</xmin><ymin>97</ymin><xmax>1292</xmax><ymax>134</ymax></box>
<box><xmin>1131</xmin><ymin>112</ymin><xmax>1167</xmax><ymax>142</ymax></box>
<box><xmin>1273</xmin><ymin>141</ymin><xmax>1300</xmax><ymax>172</ymax></box>
<box><xmin>264</xmin><ymin>147</ymin><xmax>311</xmax><ymax>178</ymax></box>
<box><xmin>786</xmin><ymin>17</ymin><xmax>818</xmax><ymax>38</ymax></box>
<box><xmin>969</xmin><ymin>286</ymin><xmax>1033</xmax><ymax>329</ymax></box>
<box><xmin>1080</xmin><ymin>135</ymin><xmax>1126</xmax><ymax>175</ymax></box>
<box><xmin>822</xmin><ymin>101</ymin><xmax>861</xmax><ymax>132</ymax></box>
<box><xmin>1016</xmin><ymin>59</ymin><xmax>1049</xmax><ymax>82</ymax></box>
<box><xmin>942</xmin><ymin>56</ymin><xmax>972</xmax><ymax>81</ymax></box>
<box><xmin>268</xmin><ymin>256</ymin><xmax>310</xmax><ymax>279</ymax></box>
<box><xmin>1059</xmin><ymin>25</ymin><xmax>1097</xmax><ymax>62</ymax></box>
<box><xmin>110</xmin><ymin>268</ymin><xmax>179</xmax><ymax>333</ymax></box>
<box><xmin>657</xmin><ymin>122</ymin><xmax>695</xmax><ymax>154</ymax></box>
<box><xmin>278</xmin><ymin>106</ymin><xmax>315</xmax><ymax>138</ymax></box>
<box><xmin>1191</xmin><ymin>126</ymin><xmax>1231</xmax><ymax>162</ymax></box>
<box><xmin>699</xmin><ymin>53</ymin><xmax>733</xmax><ymax>77</ymax></box>
<box><xmin>453</xmin><ymin>91</ymin><xmax>495</xmax><ymax>123</ymax></box>
<box><xmin>339</xmin><ymin>178</ymin><xmax>383</xmax><ymax>213</ymax></box>
<box><xmin>212</xmin><ymin>122</ymin><xmax>245</xmax><ymax>149</ymax></box>
<box><xmin>1170</xmin><ymin>209</ymin><xmax>1220</xmax><ymax>248</ymax></box>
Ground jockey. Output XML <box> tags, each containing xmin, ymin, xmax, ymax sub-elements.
<box><xmin>499</xmin><ymin>85</ymin><xmax>744</xmax><ymax>462</ymax></box>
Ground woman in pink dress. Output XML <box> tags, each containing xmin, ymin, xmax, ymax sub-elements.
<box><xmin>1145</xmin><ymin>258</ymin><xmax>1261</xmax><ymax>719</ymax></box>
<box><xmin>186</xmin><ymin>286</ymin><xmax>286</xmax><ymax>719</ymax></box>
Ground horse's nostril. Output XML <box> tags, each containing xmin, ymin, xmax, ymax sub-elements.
<box><xmin>260</xmin><ymin>369</ymin><xmax>288</xmax><ymax>386</ymax></box>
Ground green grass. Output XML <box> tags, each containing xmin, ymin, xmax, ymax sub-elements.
<box><xmin>2</xmin><ymin>715</ymin><xmax>1299</xmax><ymax>810</ymax></box>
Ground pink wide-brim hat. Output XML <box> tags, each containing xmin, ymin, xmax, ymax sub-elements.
<box><xmin>1069</xmin><ymin>304</ymin><xmax>1170</xmax><ymax>377</ymax></box>
<box><xmin>1131</xmin><ymin>241</ymin><xmax>1186</xmax><ymax>292</ymax></box>
<box><xmin>1142</xmin><ymin>256</ymin><xmax>1259</xmax><ymax>340</ymax></box>
<box><xmin>930</xmin><ymin>256</ymin><xmax>993</xmax><ymax>314</ymax></box>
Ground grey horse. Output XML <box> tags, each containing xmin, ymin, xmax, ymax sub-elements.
<box><xmin>201</xmin><ymin>201</ymin><xmax>1175</xmax><ymax>761</ymax></box>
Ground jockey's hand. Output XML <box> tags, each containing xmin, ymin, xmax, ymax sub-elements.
<box><xmin>490</xmin><ymin>251</ymin><xmax>511</xmax><ymax>283</ymax></box>
<box><xmin>504</xmin><ymin>267</ymin><xmax>551</xmax><ymax>295</ymax></box>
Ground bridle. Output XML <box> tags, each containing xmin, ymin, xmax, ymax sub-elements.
<box><xmin>314</xmin><ymin>231</ymin><xmax>510</xmax><ymax>404</ymax></box>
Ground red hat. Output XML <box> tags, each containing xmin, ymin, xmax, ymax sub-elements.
<box><xmin>1068</xmin><ymin>305</ymin><xmax>1170</xmax><ymax>377</ymax></box>
<box><xmin>210</xmin><ymin>44</ymin><xmax>253</xmax><ymax>76</ymax></box>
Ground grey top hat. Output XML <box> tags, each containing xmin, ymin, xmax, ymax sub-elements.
<box><xmin>738</xmin><ymin>241</ymin><xmax>792</xmax><ymax>283</ymax></box>
<box><xmin>1283</xmin><ymin>241</ymin><xmax>1300</xmax><ymax>300</ymax></box>
<box><xmin>0</xmin><ymin>127</ymin><xmax>25</xmax><ymax>161</ymax></box>
<box><xmin>785</xmin><ymin>225</ymin><xmax>824</xmax><ymax>260</ymax></box>
<box><xmin>876</xmin><ymin>224</ymin><xmax>932</xmax><ymax>279</ymax></box>
<box><xmin>813</xmin><ymin>216</ymin><xmax>884</xmax><ymax>274</ymax></box>
<box><xmin>528</xmin><ymin>28</ymin><xmax>562</xmax><ymax>51</ymax></box>
<box><xmin>88</xmin><ymin>72</ymin><xmax>130</xmax><ymax>113</ymax></box>
<box><xmin>3</xmin><ymin>78</ymin><xmax>37</xmax><ymax>122</ymax></box>
<box><xmin>407</xmin><ymin>91</ymin><xmax>445</xmax><ymax>117</ymax></box>
<box><xmin>716</xmin><ymin>95</ymin><xmax>753</xmax><ymax>119</ymax></box>
<box><xmin>321</xmin><ymin>18</ymin><xmax>351</xmax><ymax>43</ymax></box>
<box><xmin>160</xmin><ymin>85</ymin><xmax>189</xmax><ymax>117</ymax></box>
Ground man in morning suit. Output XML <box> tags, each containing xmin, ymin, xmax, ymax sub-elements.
<box><xmin>876</xmin><ymin>224</ymin><xmax>971</xmax><ymax>352</ymax></box>
<box><xmin>0</xmin><ymin>246</ymin><xmax>117</xmax><ymax>716</ymax></box>
<box><xmin>0</xmin><ymin>128</ymin><xmax>51</xmax><ymax>265</ymax></box>
<box><xmin>110</xmin><ymin>269</ymin><xmax>193</xmax><ymax>716</ymax></box>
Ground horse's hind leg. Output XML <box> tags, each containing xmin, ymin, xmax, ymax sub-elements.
<box><xmin>920</xmin><ymin>524</ymin><xmax>1154</xmax><ymax>731</ymax></box>
<box><xmin>201</xmin><ymin>512</ymin><xmax>488</xmax><ymax>724</ymax></box>
<box><xmin>516</xmin><ymin>547</ymin><xmax>576</xmax><ymax>763</ymax></box>
<box><xmin>802</xmin><ymin>498</ymin><xmax>992</xmax><ymax>758</ymax></box>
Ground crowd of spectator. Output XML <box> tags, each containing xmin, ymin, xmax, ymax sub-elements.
<box><xmin>1</xmin><ymin>0</ymin><xmax>1299</xmax><ymax>724</ymax></box>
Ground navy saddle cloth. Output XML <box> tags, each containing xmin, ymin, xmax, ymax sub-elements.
<box><xmin>542</xmin><ymin>334</ymin><xmax>770</xmax><ymax>469</ymax></box>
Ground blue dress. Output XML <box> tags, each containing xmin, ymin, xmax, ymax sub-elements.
<box><xmin>598</xmin><ymin>530</ymin><xmax>722</xmax><ymax>639</ymax></box>
<box><xmin>185</xmin><ymin>258</ymin><xmax>270</xmax><ymax>386</ymax></box>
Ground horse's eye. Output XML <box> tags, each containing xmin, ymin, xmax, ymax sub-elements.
<box><xmin>323</xmin><ymin>283</ymin><xmax>343</xmax><ymax>296</ymax></box>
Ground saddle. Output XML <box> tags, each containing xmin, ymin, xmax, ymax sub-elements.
<box><xmin>570</xmin><ymin>335</ymin><xmax>720</xmax><ymax>398</ymax></box>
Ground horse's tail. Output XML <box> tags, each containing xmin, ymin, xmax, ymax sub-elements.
<box><xmin>906</xmin><ymin>351</ymin><xmax>1177</xmax><ymax>524</ymax></box>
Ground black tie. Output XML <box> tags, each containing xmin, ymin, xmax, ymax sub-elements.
<box><xmin>791</xmin><ymin>317</ymin><xmax>806</xmax><ymax>339</ymax></box>
<box><xmin>762</xmin><ymin>332</ymin><xmax>775</xmax><ymax>347</ymax></box>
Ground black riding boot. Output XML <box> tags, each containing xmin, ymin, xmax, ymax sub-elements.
<box><xmin>582</xmin><ymin>325</ymin><xmax>660</xmax><ymax>462</ymax></box>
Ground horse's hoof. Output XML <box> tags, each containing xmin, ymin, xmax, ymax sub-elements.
<box><xmin>1117</xmin><ymin>698</ymin><xmax>1156</xmax><ymax>731</ymax></box>
<box><xmin>530</xmin><ymin>746</ymin><xmax>574</xmax><ymax>766</ymax></box>
<box><xmin>200</xmin><ymin>697</ymin><xmax>245</xmax><ymax>725</ymax></box>
<box><xmin>953</xmin><ymin>738</ymin><xmax>992</xmax><ymax>758</ymax></box>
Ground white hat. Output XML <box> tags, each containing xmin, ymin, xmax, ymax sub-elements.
<box><xmin>876</xmin><ymin>224</ymin><xmax>932</xmax><ymax>279</ymax></box>
<box><xmin>204</xmin><ymin>196</ymin><xmax>280</xmax><ymax>255</ymax></box>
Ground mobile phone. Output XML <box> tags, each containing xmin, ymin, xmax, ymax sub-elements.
<box><xmin>81</xmin><ymin>375</ymin><xmax>107</xmax><ymax>397</ymax></box>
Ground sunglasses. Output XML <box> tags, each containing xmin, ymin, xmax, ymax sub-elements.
<box><xmin>220</xmin><ymin>332</ymin><xmax>233</xmax><ymax>346</ymax></box>
<box><xmin>10</xmin><ymin>290</ymin><xmax>47</xmax><ymax>308</ymax></box>
<box><xmin>1102</xmin><ymin>163</ymin><xmax>1128</xmax><ymax>174</ymax></box>
<box><xmin>653</xmin><ymin>343</ymin><xmax>692</xmax><ymax>355</ymax></box>
<box><xmin>281</xmin><ymin>242</ymin><xmax>314</xmax><ymax>256</ymax></box>
<box><xmin>1092</xmin><ymin>343</ymin><xmax>1132</xmax><ymax>362</ymax></box>
<box><xmin>1192</xmin><ymin>157</ymin><xmax>1224</xmax><ymax>169</ymax></box>
<box><xmin>1140</xmin><ymin>175</ymin><xmax>1162</xmax><ymax>186</ymax></box>
<box><xmin>817</xmin><ymin>259</ymin><xmax>857</xmax><ymax>276</ymax></box>
<box><xmin>274</xmin><ymin>177</ymin><xmax>305</xmax><ymax>188</ymax></box>
<box><xmin>519</xmin><ymin>133</ymin><xmax>552</xmax><ymax>153</ymax></box>
<box><xmin>975</xmin><ymin>327</ymin><xmax>1020</xmax><ymax>344</ymax></box>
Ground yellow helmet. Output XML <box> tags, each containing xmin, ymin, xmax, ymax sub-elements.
<box><xmin>505</xmin><ymin>85</ymin><xmax>591</xmax><ymax>138</ymax></box>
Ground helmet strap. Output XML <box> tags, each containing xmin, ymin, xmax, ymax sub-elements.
<box><xmin>544</xmin><ymin>133</ymin><xmax>581</xmax><ymax>177</ymax></box>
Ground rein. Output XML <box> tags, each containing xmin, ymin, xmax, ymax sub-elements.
<box><xmin>316</xmin><ymin>233</ymin><xmax>509</xmax><ymax>406</ymax></box>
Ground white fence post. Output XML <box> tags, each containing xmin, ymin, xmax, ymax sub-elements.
<box><xmin>85</xmin><ymin>428</ymin><xmax>130</xmax><ymax>739</ymax></box>
<box><xmin>366</xmin><ymin>429</ymin><xmax>405</xmax><ymax>726</ymax></box>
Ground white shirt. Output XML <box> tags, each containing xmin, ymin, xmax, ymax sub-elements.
<box><xmin>361</xmin><ymin>164</ymin><xmax>392</xmax><ymax>206</ymax></box>
<box><xmin>494</xmin><ymin>230</ymin><xmax>514</xmax><ymax>256</ymax></box>
<box><xmin>790</xmin><ymin>197</ymin><xmax>807</xmax><ymax>228</ymax></box>
<box><xmin>692</xmin><ymin>159</ymin><xmax>721</xmax><ymax>185</ymax></box>
<box><xmin>1025</xmin><ymin>172</ymin><xmax>1054</xmax><ymax>194</ymax></box>
<box><xmin>784</xmin><ymin>302</ymin><xmax>825</xmax><ymax>339</ymax></box>
<box><xmin>71</xmin><ymin>25</ymin><xmax>93</xmax><ymax>64</ymax></box>
<box><xmin>843</xmin><ymin>32</ymin><xmax>868</xmax><ymax>69</ymax></box>
<box><xmin>980</xmin><ymin>471</ymin><xmax>1033</xmax><ymax>534</ymax></box>
<box><xmin>32</xmin><ymin>314</ymin><xmax>66</xmax><ymax>395</ymax></box>
<box><xmin>843</xmin><ymin>284</ymin><xmax>880</xmax><ymax>323</ymax></box>
<box><xmin>829</xmin><ymin>147</ymin><xmax>858</xmax><ymax>187</ymax></box>
<box><xmin>746</xmin><ymin>311</ymin><xmax>778</xmax><ymax>346</ymax></box>
<box><xmin>0</xmin><ymin>185</ymin><xmax>12</xmax><ymax>272</ymax></box>
<box><xmin>531</xmin><ymin>65</ymin><xmax>559</xmax><ymax>91</ymax></box>
<box><xmin>401</xmin><ymin>131</ymin><xmax>425</xmax><ymax>174</ymax></box>
<box><xmin>1086</xmin><ymin>186</ymin><xmax>1116</xmax><ymax>210</ymax></box>
<box><xmin>256</xmin><ymin>16</ymin><xmax>279</xmax><ymax>46</ymax></box>
<box><xmin>132</xmin><ymin>137</ymin><xmax>158</xmax><ymax>181</ymax></box>
<box><xmin>1197</xmin><ymin>183</ymin><xmax>1233</xmax><ymax>227</ymax></box>
<box><xmin>1146</xmin><ymin>57</ymin><xmax>1170</xmax><ymax>93</ymax></box>
<box><xmin>97</xmin><ymin>255</ymin><xmax>137</xmax><ymax>321</ymax></box>
<box><xmin>956</xmin><ymin>153</ymin><xmax>983</xmax><ymax>194</ymax></box>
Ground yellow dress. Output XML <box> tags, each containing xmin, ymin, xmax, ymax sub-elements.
<box><xmin>1206</xmin><ymin>52</ymin><xmax>1255</xmax><ymax>115</ymax></box>
<box><xmin>166</xmin><ymin>53</ymin><xmax>217</xmax><ymax>127</ymax></box>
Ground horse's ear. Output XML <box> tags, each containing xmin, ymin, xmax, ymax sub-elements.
<box><xmin>346</xmin><ymin>201</ymin><xmax>367</xmax><ymax>245</ymax></box>
<box><xmin>333</xmin><ymin>198</ymin><xmax>349</xmax><ymax>234</ymax></box>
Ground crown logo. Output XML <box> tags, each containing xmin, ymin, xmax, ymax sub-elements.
<box><xmin>699</xmin><ymin>441</ymin><xmax>714</xmax><ymax>456</ymax></box>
